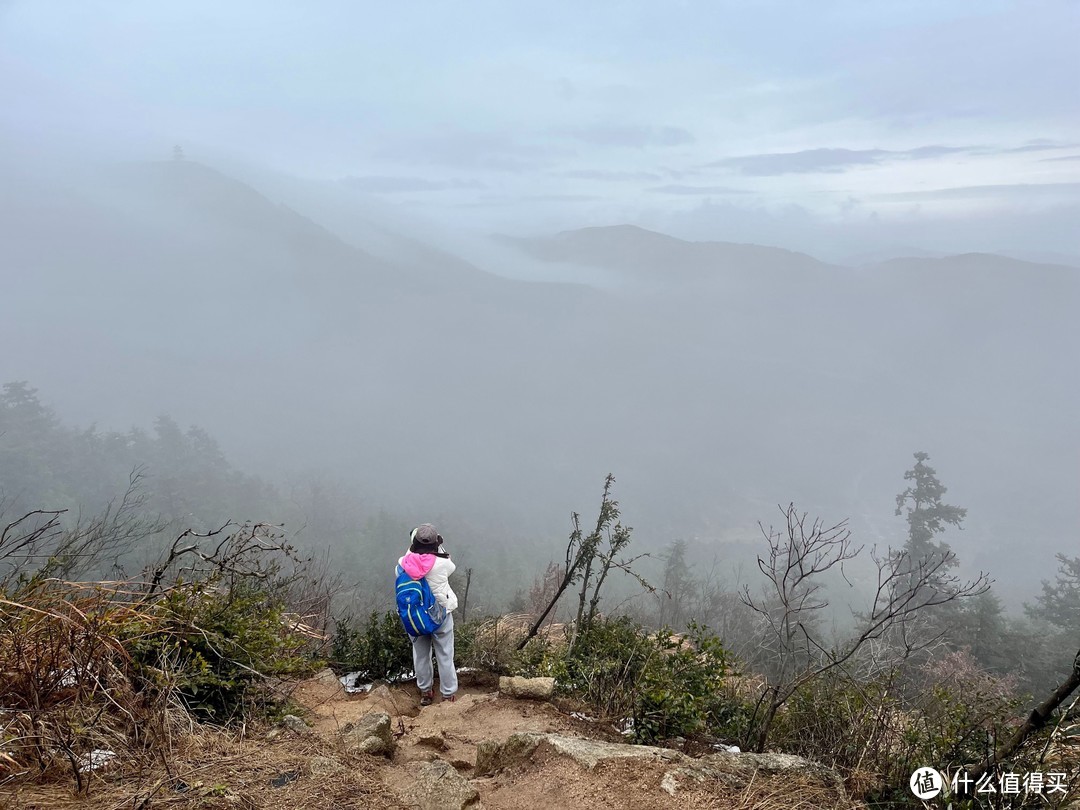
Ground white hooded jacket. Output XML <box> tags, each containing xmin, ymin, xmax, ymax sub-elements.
<box><xmin>399</xmin><ymin>550</ymin><xmax>459</xmax><ymax>612</ymax></box>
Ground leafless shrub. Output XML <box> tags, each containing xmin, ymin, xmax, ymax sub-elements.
<box><xmin>0</xmin><ymin>471</ymin><xmax>165</xmax><ymax>583</ymax></box>
<box><xmin>739</xmin><ymin>503</ymin><xmax>989</xmax><ymax>752</ymax></box>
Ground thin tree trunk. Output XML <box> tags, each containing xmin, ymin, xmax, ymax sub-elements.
<box><xmin>515</xmin><ymin>572</ymin><xmax>574</xmax><ymax>651</ymax></box>
<box><xmin>460</xmin><ymin>568</ymin><xmax>472</xmax><ymax>622</ymax></box>
<box><xmin>574</xmin><ymin>555</ymin><xmax>595</xmax><ymax>630</ymax></box>
<box><xmin>585</xmin><ymin>554</ymin><xmax>615</xmax><ymax>630</ymax></box>
<box><xmin>754</xmin><ymin>698</ymin><xmax>781</xmax><ymax>753</ymax></box>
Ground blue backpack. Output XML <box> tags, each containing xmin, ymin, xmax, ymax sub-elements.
<box><xmin>395</xmin><ymin>565</ymin><xmax>446</xmax><ymax>637</ymax></box>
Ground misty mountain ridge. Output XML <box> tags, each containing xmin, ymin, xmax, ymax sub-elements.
<box><xmin>501</xmin><ymin>222</ymin><xmax>1078</xmax><ymax>282</ymax></box>
<box><xmin>497</xmin><ymin>224</ymin><xmax>834</xmax><ymax>291</ymax></box>
<box><xmin>106</xmin><ymin>160</ymin><xmax>498</xmax><ymax>296</ymax></box>
<box><xmin>2</xmin><ymin>157</ymin><xmax>1077</xmax><ymax>609</ymax></box>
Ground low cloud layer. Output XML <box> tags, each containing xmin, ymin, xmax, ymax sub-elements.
<box><xmin>373</xmin><ymin>133</ymin><xmax>574</xmax><ymax>172</ymax></box>
<box><xmin>563</xmin><ymin>124</ymin><xmax>695</xmax><ymax>149</ymax></box>
<box><xmin>344</xmin><ymin>175</ymin><xmax>486</xmax><ymax>193</ymax></box>
<box><xmin>709</xmin><ymin>145</ymin><xmax>972</xmax><ymax>176</ymax></box>
<box><xmin>867</xmin><ymin>181</ymin><xmax>1080</xmax><ymax>202</ymax></box>
<box><xmin>647</xmin><ymin>184</ymin><xmax>750</xmax><ymax>196</ymax></box>
<box><xmin>555</xmin><ymin>169</ymin><xmax>665</xmax><ymax>182</ymax></box>
<box><xmin>1</xmin><ymin>2</ymin><xmax>1078</xmax><ymax>271</ymax></box>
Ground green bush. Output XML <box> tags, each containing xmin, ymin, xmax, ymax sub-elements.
<box><xmin>331</xmin><ymin>610</ymin><xmax>413</xmax><ymax>681</ymax></box>
<box><xmin>515</xmin><ymin>616</ymin><xmax>739</xmax><ymax>745</ymax></box>
<box><xmin>636</xmin><ymin>623</ymin><xmax>744</xmax><ymax>744</ymax></box>
<box><xmin>509</xmin><ymin>629</ymin><xmax>565</xmax><ymax>679</ymax></box>
<box><xmin>126</xmin><ymin>576</ymin><xmax>317</xmax><ymax>721</ymax></box>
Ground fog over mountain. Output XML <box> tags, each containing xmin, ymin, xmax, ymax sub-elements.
<box><xmin>2</xmin><ymin>1</ymin><xmax>1079</xmax><ymax>611</ymax></box>
<box><xmin>1</xmin><ymin>152</ymin><xmax>1076</xmax><ymax>607</ymax></box>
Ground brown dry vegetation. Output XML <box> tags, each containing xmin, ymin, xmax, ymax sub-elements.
<box><xmin>3</xmin><ymin>488</ymin><xmax>1079</xmax><ymax>808</ymax></box>
<box><xmin>1</xmin><ymin>580</ymin><xmax>179</xmax><ymax>791</ymax></box>
<box><xmin>6</xmin><ymin>602</ymin><xmax>1080</xmax><ymax>809</ymax></box>
<box><xmin>0</xmin><ymin>521</ymin><xmax>319</xmax><ymax>802</ymax></box>
<box><xmin>5</xmin><ymin>723</ymin><xmax>403</xmax><ymax>810</ymax></box>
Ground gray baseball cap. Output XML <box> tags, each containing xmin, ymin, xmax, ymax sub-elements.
<box><xmin>411</xmin><ymin>523</ymin><xmax>441</xmax><ymax>546</ymax></box>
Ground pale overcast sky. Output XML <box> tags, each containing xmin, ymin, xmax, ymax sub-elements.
<box><xmin>2</xmin><ymin>1</ymin><xmax>1078</xmax><ymax>259</ymax></box>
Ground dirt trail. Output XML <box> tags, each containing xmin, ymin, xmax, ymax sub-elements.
<box><xmin>294</xmin><ymin>672</ymin><xmax>598</xmax><ymax>799</ymax></box>
<box><xmin>290</xmin><ymin>672</ymin><xmax>760</xmax><ymax>810</ymax></box>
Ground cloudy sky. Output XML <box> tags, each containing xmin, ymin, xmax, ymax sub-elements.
<box><xmin>2</xmin><ymin>0</ymin><xmax>1078</xmax><ymax>260</ymax></box>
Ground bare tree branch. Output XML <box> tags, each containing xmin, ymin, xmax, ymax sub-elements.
<box><xmin>739</xmin><ymin>503</ymin><xmax>989</xmax><ymax>752</ymax></box>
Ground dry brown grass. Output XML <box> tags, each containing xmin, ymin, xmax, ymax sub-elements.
<box><xmin>3</xmin><ymin>724</ymin><xmax>405</xmax><ymax>810</ymax></box>
<box><xmin>0</xmin><ymin>579</ymin><xmax>181</xmax><ymax>793</ymax></box>
<box><xmin>692</xmin><ymin>773</ymin><xmax>862</xmax><ymax>810</ymax></box>
<box><xmin>719</xmin><ymin>672</ymin><xmax>768</xmax><ymax>704</ymax></box>
<box><xmin>461</xmin><ymin>612</ymin><xmax>568</xmax><ymax>672</ymax></box>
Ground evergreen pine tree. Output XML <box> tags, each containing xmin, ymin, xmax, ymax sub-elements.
<box><xmin>895</xmin><ymin>451</ymin><xmax>967</xmax><ymax>614</ymax></box>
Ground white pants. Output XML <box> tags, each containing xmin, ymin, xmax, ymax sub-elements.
<box><xmin>411</xmin><ymin>611</ymin><xmax>457</xmax><ymax>697</ymax></box>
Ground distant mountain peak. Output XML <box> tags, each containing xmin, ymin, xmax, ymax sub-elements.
<box><xmin>500</xmin><ymin>224</ymin><xmax>833</xmax><ymax>287</ymax></box>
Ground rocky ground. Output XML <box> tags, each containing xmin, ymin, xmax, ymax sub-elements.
<box><xmin>7</xmin><ymin>670</ymin><xmax>855</xmax><ymax>809</ymax></box>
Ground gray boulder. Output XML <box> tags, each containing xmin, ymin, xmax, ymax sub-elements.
<box><xmin>474</xmin><ymin>732</ymin><xmax>848</xmax><ymax>806</ymax></box>
<box><xmin>341</xmin><ymin>711</ymin><xmax>395</xmax><ymax>756</ymax></box>
<box><xmin>497</xmin><ymin>676</ymin><xmax>555</xmax><ymax>700</ymax></box>
<box><xmin>475</xmin><ymin>732</ymin><xmax>680</xmax><ymax>775</ymax></box>
<box><xmin>403</xmin><ymin>759</ymin><xmax>482</xmax><ymax>810</ymax></box>
<box><xmin>659</xmin><ymin>750</ymin><xmax>847</xmax><ymax>803</ymax></box>
<box><xmin>698</xmin><ymin>749</ymin><xmax>846</xmax><ymax>793</ymax></box>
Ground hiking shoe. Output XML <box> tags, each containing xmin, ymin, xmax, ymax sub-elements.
<box><xmin>420</xmin><ymin>690</ymin><xmax>434</xmax><ymax>707</ymax></box>
<box><xmin>442</xmin><ymin>694</ymin><xmax>456</xmax><ymax>703</ymax></box>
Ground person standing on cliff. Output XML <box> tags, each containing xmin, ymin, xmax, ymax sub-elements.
<box><xmin>397</xmin><ymin>523</ymin><xmax>459</xmax><ymax>705</ymax></box>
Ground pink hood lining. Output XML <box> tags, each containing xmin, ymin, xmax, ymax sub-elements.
<box><xmin>400</xmin><ymin>551</ymin><xmax>436</xmax><ymax>579</ymax></box>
